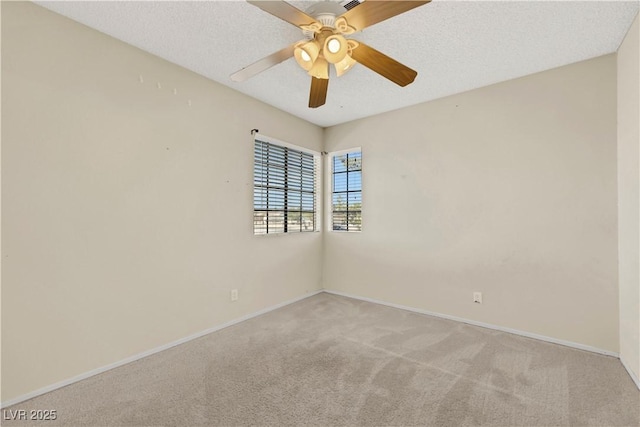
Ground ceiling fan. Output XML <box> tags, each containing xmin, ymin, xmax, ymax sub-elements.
<box><xmin>230</xmin><ymin>0</ymin><xmax>431</xmax><ymax>108</ymax></box>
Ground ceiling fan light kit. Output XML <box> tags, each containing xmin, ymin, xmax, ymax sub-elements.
<box><xmin>335</xmin><ymin>54</ymin><xmax>357</xmax><ymax>77</ymax></box>
<box><xmin>309</xmin><ymin>56</ymin><xmax>330</xmax><ymax>79</ymax></box>
<box><xmin>323</xmin><ymin>34</ymin><xmax>348</xmax><ymax>64</ymax></box>
<box><xmin>294</xmin><ymin>40</ymin><xmax>320</xmax><ymax>71</ymax></box>
<box><xmin>232</xmin><ymin>0</ymin><xmax>432</xmax><ymax>108</ymax></box>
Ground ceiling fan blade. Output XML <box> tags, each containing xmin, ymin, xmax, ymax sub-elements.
<box><xmin>247</xmin><ymin>1</ymin><xmax>320</xmax><ymax>29</ymax></box>
<box><xmin>338</xmin><ymin>1</ymin><xmax>430</xmax><ymax>32</ymax></box>
<box><xmin>350</xmin><ymin>41</ymin><xmax>417</xmax><ymax>87</ymax></box>
<box><xmin>309</xmin><ymin>77</ymin><xmax>329</xmax><ymax>108</ymax></box>
<box><xmin>230</xmin><ymin>43</ymin><xmax>295</xmax><ymax>82</ymax></box>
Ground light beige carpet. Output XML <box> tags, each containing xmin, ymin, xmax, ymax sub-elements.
<box><xmin>4</xmin><ymin>293</ymin><xmax>639</xmax><ymax>426</ymax></box>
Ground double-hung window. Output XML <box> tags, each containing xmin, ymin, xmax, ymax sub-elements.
<box><xmin>331</xmin><ymin>149</ymin><xmax>362</xmax><ymax>231</ymax></box>
<box><xmin>253</xmin><ymin>135</ymin><xmax>320</xmax><ymax>235</ymax></box>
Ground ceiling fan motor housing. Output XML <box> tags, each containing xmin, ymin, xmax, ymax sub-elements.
<box><xmin>302</xmin><ymin>1</ymin><xmax>346</xmax><ymax>38</ymax></box>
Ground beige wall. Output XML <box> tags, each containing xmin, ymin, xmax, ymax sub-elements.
<box><xmin>324</xmin><ymin>55</ymin><xmax>619</xmax><ymax>352</ymax></box>
<box><xmin>618</xmin><ymin>12</ymin><xmax>640</xmax><ymax>381</ymax></box>
<box><xmin>1</xmin><ymin>2</ymin><xmax>323</xmax><ymax>402</ymax></box>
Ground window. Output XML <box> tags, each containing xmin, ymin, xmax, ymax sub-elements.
<box><xmin>331</xmin><ymin>149</ymin><xmax>362</xmax><ymax>231</ymax></box>
<box><xmin>253</xmin><ymin>135</ymin><xmax>320</xmax><ymax>235</ymax></box>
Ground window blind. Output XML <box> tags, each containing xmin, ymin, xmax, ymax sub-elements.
<box><xmin>254</xmin><ymin>139</ymin><xmax>317</xmax><ymax>235</ymax></box>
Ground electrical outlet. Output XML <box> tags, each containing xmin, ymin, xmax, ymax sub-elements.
<box><xmin>231</xmin><ymin>289</ymin><xmax>238</xmax><ymax>302</ymax></box>
<box><xmin>473</xmin><ymin>292</ymin><xmax>482</xmax><ymax>304</ymax></box>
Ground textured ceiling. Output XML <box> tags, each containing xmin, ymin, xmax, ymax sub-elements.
<box><xmin>36</xmin><ymin>0</ymin><xmax>639</xmax><ymax>127</ymax></box>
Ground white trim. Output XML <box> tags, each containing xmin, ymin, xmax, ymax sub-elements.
<box><xmin>252</xmin><ymin>133</ymin><xmax>322</xmax><ymax>235</ymax></box>
<box><xmin>620</xmin><ymin>356</ymin><xmax>640</xmax><ymax>390</ymax></box>
<box><xmin>4</xmin><ymin>288</ymin><xmax>633</xmax><ymax>408</ymax></box>
<box><xmin>327</xmin><ymin>147</ymin><xmax>363</xmax><ymax>158</ymax></box>
<box><xmin>322</xmin><ymin>289</ymin><xmax>619</xmax><ymax>357</ymax></box>
<box><xmin>0</xmin><ymin>290</ymin><xmax>323</xmax><ymax>409</ymax></box>
<box><xmin>324</xmin><ymin>151</ymin><xmax>332</xmax><ymax>232</ymax></box>
<box><xmin>254</xmin><ymin>133</ymin><xmax>320</xmax><ymax>157</ymax></box>
<box><xmin>315</xmin><ymin>150</ymin><xmax>323</xmax><ymax>232</ymax></box>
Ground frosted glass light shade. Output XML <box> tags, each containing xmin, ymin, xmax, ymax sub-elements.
<box><xmin>323</xmin><ymin>34</ymin><xmax>348</xmax><ymax>64</ymax></box>
<box><xmin>294</xmin><ymin>40</ymin><xmax>320</xmax><ymax>71</ymax></box>
<box><xmin>308</xmin><ymin>56</ymin><xmax>329</xmax><ymax>79</ymax></box>
<box><xmin>335</xmin><ymin>54</ymin><xmax>357</xmax><ymax>77</ymax></box>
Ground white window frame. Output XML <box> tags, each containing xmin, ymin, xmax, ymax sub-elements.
<box><xmin>253</xmin><ymin>133</ymin><xmax>322</xmax><ymax>235</ymax></box>
<box><xmin>325</xmin><ymin>147</ymin><xmax>362</xmax><ymax>233</ymax></box>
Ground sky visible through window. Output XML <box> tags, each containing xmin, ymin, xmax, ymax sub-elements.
<box><xmin>332</xmin><ymin>150</ymin><xmax>362</xmax><ymax>231</ymax></box>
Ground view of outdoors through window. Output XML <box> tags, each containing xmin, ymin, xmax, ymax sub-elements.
<box><xmin>332</xmin><ymin>150</ymin><xmax>362</xmax><ymax>231</ymax></box>
<box><xmin>253</xmin><ymin>139</ymin><xmax>317</xmax><ymax>235</ymax></box>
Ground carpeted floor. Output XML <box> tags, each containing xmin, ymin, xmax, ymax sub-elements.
<box><xmin>4</xmin><ymin>293</ymin><xmax>639</xmax><ymax>426</ymax></box>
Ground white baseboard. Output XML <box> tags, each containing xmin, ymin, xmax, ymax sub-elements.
<box><xmin>0</xmin><ymin>289</ymin><xmax>323</xmax><ymax>409</ymax></box>
<box><xmin>620</xmin><ymin>356</ymin><xmax>640</xmax><ymax>390</ymax></box>
<box><xmin>322</xmin><ymin>289</ymin><xmax>619</xmax><ymax>358</ymax></box>
<box><xmin>4</xmin><ymin>288</ymin><xmax>634</xmax><ymax>407</ymax></box>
